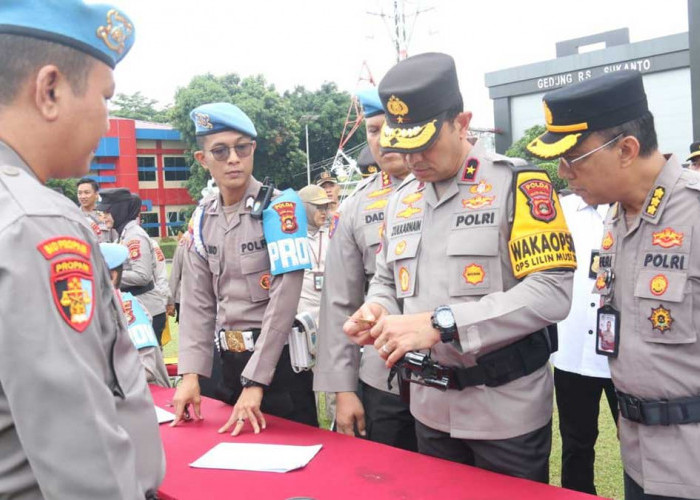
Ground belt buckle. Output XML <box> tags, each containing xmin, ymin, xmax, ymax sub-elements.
<box><xmin>225</xmin><ymin>330</ymin><xmax>247</xmax><ymax>353</ymax></box>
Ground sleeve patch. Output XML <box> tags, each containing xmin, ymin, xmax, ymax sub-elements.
<box><xmin>262</xmin><ymin>189</ymin><xmax>312</xmax><ymax>275</ymax></box>
<box><xmin>37</xmin><ymin>236</ymin><xmax>91</xmax><ymax>260</ymax></box>
<box><xmin>509</xmin><ymin>170</ymin><xmax>577</xmax><ymax>279</ymax></box>
<box><xmin>50</xmin><ymin>258</ymin><xmax>94</xmax><ymax>332</ymax></box>
<box><xmin>154</xmin><ymin>246</ymin><xmax>165</xmax><ymax>262</ymax></box>
<box><xmin>126</xmin><ymin>239</ymin><xmax>141</xmax><ymax>260</ymax></box>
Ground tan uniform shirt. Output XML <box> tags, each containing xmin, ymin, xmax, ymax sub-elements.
<box><xmin>0</xmin><ymin>141</ymin><xmax>164</xmax><ymax>499</ymax></box>
<box><xmin>596</xmin><ymin>156</ymin><xmax>700</xmax><ymax>498</ymax></box>
<box><xmin>119</xmin><ymin>221</ymin><xmax>164</xmax><ymax>317</ymax></box>
<box><xmin>82</xmin><ymin>208</ymin><xmax>114</xmax><ymax>243</ymax></box>
<box><xmin>315</xmin><ymin>171</ymin><xmax>402</xmax><ymax>394</ymax></box>
<box><xmin>169</xmin><ymin>236</ymin><xmax>188</xmax><ymax>304</ymax></box>
<box><xmin>367</xmin><ymin>141</ymin><xmax>574</xmax><ymax>440</ymax></box>
<box><xmin>152</xmin><ymin>238</ymin><xmax>173</xmax><ymax>306</ymax></box>
<box><xmin>297</xmin><ymin>226</ymin><xmax>328</xmax><ymax>325</ymax></box>
<box><xmin>178</xmin><ymin>178</ymin><xmax>303</xmax><ymax>385</ymax></box>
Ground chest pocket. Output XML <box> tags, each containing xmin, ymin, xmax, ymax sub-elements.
<box><xmin>240</xmin><ymin>251</ymin><xmax>271</xmax><ymax>303</ymax></box>
<box><xmin>387</xmin><ymin>234</ymin><xmax>420</xmax><ymax>298</ymax></box>
<box><xmin>447</xmin><ymin>228</ymin><xmax>502</xmax><ymax>296</ymax></box>
<box><xmin>634</xmin><ymin>270</ymin><xmax>696</xmax><ymax>344</ymax></box>
<box><xmin>363</xmin><ymin>222</ymin><xmax>382</xmax><ymax>249</ymax></box>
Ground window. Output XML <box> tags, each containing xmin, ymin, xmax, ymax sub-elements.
<box><xmin>140</xmin><ymin>212</ymin><xmax>160</xmax><ymax>237</ymax></box>
<box><xmin>166</xmin><ymin>210</ymin><xmax>188</xmax><ymax>237</ymax></box>
<box><xmin>163</xmin><ymin>156</ymin><xmax>190</xmax><ymax>182</ymax></box>
<box><xmin>137</xmin><ymin>156</ymin><xmax>156</xmax><ymax>182</ymax></box>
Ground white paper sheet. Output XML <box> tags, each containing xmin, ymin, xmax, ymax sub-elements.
<box><xmin>154</xmin><ymin>406</ymin><xmax>175</xmax><ymax>424</ymax></box>
<box><xmin>189</xmin><ymin>442</ymin><xmax>323</xmax><ymax>473</ymax></box>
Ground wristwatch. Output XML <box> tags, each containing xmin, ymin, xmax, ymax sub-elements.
<box><xmin>240</xmin><ymin>376</ymin><xmax>264</xmax><ymax>388</ymax></box>
<box><xmin>431</xmin><ymin>305</ymin><xmax>457</xmax><ymax>343</ymax></box>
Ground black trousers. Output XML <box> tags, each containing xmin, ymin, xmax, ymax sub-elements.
<box><xmin>554</xmin><ymin>367</ymin><xmax>618</xmax><ymax>495</ymax></box>
<box><xmin>151</xmin><ymin>312</ymin><xmax>166</xmax><ymax>345</ymax></box>
<box><xmin>199</xmin><ymin>344</ymin><xmax>222</xmax><ymax>400</ymax></box>
<box><xmin>361</xmin><ymin>382</ymin><xmax>417</xmax><ymax>452</ymax></box>
<box><xmin>415</xmin><ymin>419</ymin><xmax>552</xmax><ymax>483</ymax></box>
<box><xmin>218</xmin><ymin>346</ymin><xmax>317</xmax><ymax>427</ymax></box>
<box><xmin>624</xmin><ymin>472</ymin><xmax>688</xmax><ymax>500</ymax></box>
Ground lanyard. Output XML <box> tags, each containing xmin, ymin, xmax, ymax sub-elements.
<box><xmin>308</xmin><ymin>231</ymin><xmax>324</xmax><ymax>270</ymax></box>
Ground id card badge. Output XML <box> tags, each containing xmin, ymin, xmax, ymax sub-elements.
<box><xmin>596</xmin><ymin>304</ymin><xmax>620</xmax><ymax>358</ymax></box>
<box><xmin>313</xmin><ymin>272</ymin><xmax>324</xmax><ymax>291</ymax></box>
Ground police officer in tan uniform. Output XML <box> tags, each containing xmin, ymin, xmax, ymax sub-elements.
<box><xmin>345</xmin><ymin>53</ymin><xmax>575</xmax><ymax>482</ymax></box>
<box><xmin>528</xmin><ymin>70</ymin><xmax>700</xmax><ymax>500</ymax></box>
<box><xmin>172</xmin><ymin>102</ymin><xmax>316</xmax><ymax>435</ymax></box>
<box><xmin>314</xmin><ymin>88</ymin><xmax>416</xmax><ymax>448</ymax></box>
<box><xmin>0</xmin><ymin>2</ymin><xmax>164</xmax><ymax>497</ymax></box>
<box><xmin>98</xmin><ymin>189</ymin><xmax>168</xmax><ymax>343</ymax></box>
<box><xmin>77</xmin><ymin>177</ymin><xmax>111</xmax><ymax>242</ymax></box>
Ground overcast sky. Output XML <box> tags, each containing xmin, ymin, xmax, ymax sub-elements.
<box><xmin>107</xmin><ymin>0</ymin><xmax>689</xmax><ymax>129</ymax></box>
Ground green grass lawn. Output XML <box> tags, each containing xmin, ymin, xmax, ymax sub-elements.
<box><xmin>163</xmin><ymin>264</ymin><xmax>623</xmax><ymax>497</ymax></box>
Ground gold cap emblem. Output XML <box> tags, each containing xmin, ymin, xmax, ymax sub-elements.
<box><xmin>96</xmin><ymin>9</ymin><xmax>133</xmax><ymax>55</ymax></box>
<box><xmin>387</xmin><ymin>96</ymin><xmax>409</xmax><ymax>118</ymax></box>
<box><xmin>195</xmin><ymin>113</ymin><xmax>213</xmax><ymax>129</ymax></box>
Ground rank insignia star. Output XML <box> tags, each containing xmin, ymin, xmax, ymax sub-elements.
<box><xmin>649</xmin><ymin>305</ymin><xmax>672</xmax><ymax>333</ymax></box>
<box><xmin>644</xmin><ymin>186</ymin><xmax>665</xmax><ymax>217</ymax></box>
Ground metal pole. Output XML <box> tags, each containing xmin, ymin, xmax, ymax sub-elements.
<box><xmin>305</xmin><ymin>123</ymin><xmax>311</xmax><ymax>185</ymax></box>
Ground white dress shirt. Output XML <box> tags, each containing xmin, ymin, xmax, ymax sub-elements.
<box><xmin>551</xmin><ymin>194</ymin><xmax>611</xmax><ymax>378</ymax></box>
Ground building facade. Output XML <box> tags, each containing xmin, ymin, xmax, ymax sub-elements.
<box><xmin>485</xmin><ymin>29</ymin><xmax>693</xmax><ymax>160</ymax></box>
<box><xmin>89</xmin><ymin>118</ymin><xmax>195</xmax><ymax>238</ymax></box>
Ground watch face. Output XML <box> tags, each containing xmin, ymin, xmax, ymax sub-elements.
<box><xmin>436</xmin><ymin>308</ymin><xmax>455</xmax><ymax>328</ymax></box>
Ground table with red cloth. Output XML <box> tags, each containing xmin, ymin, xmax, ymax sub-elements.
<box><xmin>150</xmin><ymin>386</ymin><xmax>603</xmax><ymax>500</ymax></box>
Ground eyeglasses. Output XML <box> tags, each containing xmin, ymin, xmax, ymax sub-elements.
<box><xmin>208</xmin><ymin>141</ymin><xmax>255</xmax><ymax>162</ymax></box>
<box><xmin>559</xmin><ymin>133</ymin><xmax>623</xmax><ymax>172</ymax></box>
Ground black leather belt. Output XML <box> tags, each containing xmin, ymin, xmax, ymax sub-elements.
<box><xmin>450</xmin><ymin>328</ymin><xmax>552</xmax><ymax>389</ymax></box>
<box><xmin>617</xmin><ymin>390</ymin><xmax>700</xmax><ymax>426</ymax></box>
<box><xmin>390</xmin><ymin>328</ymin><xmax>553</xmax><ymax>398</ymax></box>
<box><xmin>121</xmin><ymin>281</ymin><xmax>154</xmax><ymax>296</ymax></box>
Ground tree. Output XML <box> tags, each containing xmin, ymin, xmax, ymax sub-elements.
<box><xmin>46</xmin><ymin>178</ymin><xmax>78</xmax><ymax>204</ymax></box>
<box><xmin>110</xmin><ymin>91</ymin><xmax>170</xmax><ymax>123</ymax></box>
<box><xmin>285</xmin><ymin>82</ymin><xmax>366</xmax><ymax>174</ymax></box>
<box><xmin>505</xmin><ymin>124</ymin><xmax>566</xmax><ymax>192</ymax></box>
<box><xmin>170</xmin><ymin>73</ymin><xmax>307</xmax><ymax>201</ymax></box>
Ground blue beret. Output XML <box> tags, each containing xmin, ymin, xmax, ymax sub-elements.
<box><xmin>99</xmin><ymin>243</ymin><xmax>128</xmax><ymax>270</ymax></box>
<box><xmin>356</xmin><ymin>88</ymin><xmax>384</xmax><ymax>118</ymax></box>
<box><xmin>190</xmin><ymin>103</ymin><xmax>257</xmax><ymax>138</ymax></box>
<box><xmin>0</xmin><ymin>0</ymin><xmax>135</xmax><ymax>69</ymax></box>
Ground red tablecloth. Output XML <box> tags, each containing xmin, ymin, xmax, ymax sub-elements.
<box><xmin>151</xmin><ymin>386</ymin><xmax>603</xmax><ymax>500</ymax></box>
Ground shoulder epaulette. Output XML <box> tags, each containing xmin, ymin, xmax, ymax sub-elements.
<box><xmin>488</xmin><ymin>152</ymin><xmax>529</xmax><ymax>169</ymax></box>
<box><xmin>395</xmin><ymin>173</ymin><xmax>418</xmax><ymax>193</ymax></box>
<box><xmin>346</xmin><ymin>172</ymin><xmax>379</xmax><ymax>200</ymax></box>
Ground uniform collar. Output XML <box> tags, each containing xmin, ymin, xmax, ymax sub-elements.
<box><xmin>211</xmin><ymin>176</ymin><xmax>263</xmax><ymax>231</ymax></box>
<box><xmin>639</xmin><ymin>154</ymin><xmax>681</xmax><ymax>225</ymax></box>
<box><xmin>424</xmin><ymin>140</ymin><xmax>485</xmax><ymax>208</ymax></box>
<box><xmin>206</xmin><ymin>176</ymin><xmax>263</xmax><ymax>216</ymax></box>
